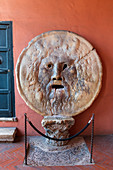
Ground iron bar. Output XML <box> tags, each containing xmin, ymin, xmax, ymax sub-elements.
<box><xmin>24</xmin><ymin>113</ymin><xmax>27</xmax><ymax>165</ymax></box>
<box><xmin>90</xmin><ymin>113</ymin><xmax>94</xmax><ymax>163</ymax></box>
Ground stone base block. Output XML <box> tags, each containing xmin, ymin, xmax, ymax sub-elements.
<box><xmin>0</xmin><ymin>127</ymin><xmax>17</xmax><ymax>142</ymax></box>
<box><xmin>41</xmin><ymin>116</ymin><xmax>75</xmax><ymax>146</ymax></box>
<box><xmin>26</xmin><ymin>136</ymin><xmax>94</xmax><ymax>166</ymax></box>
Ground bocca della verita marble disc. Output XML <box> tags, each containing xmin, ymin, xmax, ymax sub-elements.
<box><xmin>16</xmin><ymin>31</ymin><xmax>102</xmax><ymax>116</ymax></box>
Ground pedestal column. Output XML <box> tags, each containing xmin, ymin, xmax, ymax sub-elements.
<box><xmin>41</xmin><ymin>115</ymin><xmax>75</xmax><ymax>146</ymax></box>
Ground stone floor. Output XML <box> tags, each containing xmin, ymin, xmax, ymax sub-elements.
<box><xmin>0</xmin><ymin>135</ymin><xmax>112</xmax><ymax>170</ymax></box>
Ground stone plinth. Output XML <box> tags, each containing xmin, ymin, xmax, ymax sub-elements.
<box><xmin>41</xmin><ymin>116</ymin><xmax>75</xmax><ymax>146</ymax></box>
<box><xmin>26</xmin><ymin>136</ymin><xmax>94</xmax><ymax>166</ymax></box>
<box><xmin>0</xmin><ymin>127</ymin><xmax>17</xmax><ymax>142</ymax></box>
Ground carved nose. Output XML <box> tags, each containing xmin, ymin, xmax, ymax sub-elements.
<box><xmin>51</xmin><ymin>64</ymin><xmax>62</xmax><ymax>81</ymax></box>
<box><xmin>52</xmin><ymin>76</ymin><xmax>62</xmax><ymax>81</ymax></box>
<box><xmin>52</xmin><ymin>71</ymin><xmax>62</xmax><ymax>80</ymax></box>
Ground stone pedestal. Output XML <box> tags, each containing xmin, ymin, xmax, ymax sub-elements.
<box><xmin>0</xmin><ymin>127</ymin><xmax>17</xmax><ymax>142</ymax></box>
<box><xmin>25</xmin><ymin>136</ymin><xmax>94</xmax><ymax>166</ymax></box>
<box><xmin>41</xmin><ymin>116</ymin><xmax>75</xmax><ymax>146</ymax></box>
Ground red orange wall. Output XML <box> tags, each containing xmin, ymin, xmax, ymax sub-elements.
<box><xmin>0</xmin><ymin>0</ymin><xmax>113</xmax><ymax>136</ymax></box>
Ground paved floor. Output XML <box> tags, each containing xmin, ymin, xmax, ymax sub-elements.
<box><xmin>0</xmin><ymin>135</ymin><xmax>112</xmax><ymax>170</ymax></box>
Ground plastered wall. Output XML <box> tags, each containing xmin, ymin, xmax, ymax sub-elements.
<box><xmin>0</xmin><ymin>0</ymin><xmax>113</xmax><ymax>136</ymax></box>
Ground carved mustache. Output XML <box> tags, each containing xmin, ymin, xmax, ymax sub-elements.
<box><xmin>46</xmin><ymin>80</ymin><xmax>70</xmax><ymax>100</ymax></box>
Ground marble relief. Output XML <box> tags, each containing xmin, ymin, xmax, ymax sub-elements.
<box><xmin>16</xmin><ymin>31</ymin><xmax>102</xmax><ymax>116</ymax></box>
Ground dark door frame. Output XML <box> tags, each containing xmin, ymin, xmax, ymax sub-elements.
<box><xmin>0</xmin><ymin>21</ymin><xmax>15</xmax><ymax>117</ymax></box>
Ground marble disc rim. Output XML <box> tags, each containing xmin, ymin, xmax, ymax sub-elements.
<box><xmin>16</xmin><ymin>30</ymin><xmax>102</xmax><ymax>116</ymax></box>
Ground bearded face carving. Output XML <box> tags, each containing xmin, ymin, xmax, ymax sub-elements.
<box><xmin>38</xmin><ymin>53</ymin><xmax>77</xmax><ymax>115</ymax></box>
<box><xmin>16</xmin><ymin>31</ymin><xmax>102</xmax><ymax>116</ymax></box>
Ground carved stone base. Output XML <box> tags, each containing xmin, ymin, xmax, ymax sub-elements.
<box><xmin>0</xmin><ymin>127</ymin><xmax>17</xmax><ymax>142</ymax></box>
<box><xmin>25</xmin><ymin>136</ymin><xmax>94</xmax><ymax>166</ymax></box>
<box><xmin>41</xmin><ymin>116</ymin><xmax>75</xmax><ymax>146</ymax></box>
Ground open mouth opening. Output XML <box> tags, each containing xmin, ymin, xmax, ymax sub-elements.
<box><xmin>52</xmin><ymin>85</ymin><xmax>64</xmax><ymax>89</ymax></box>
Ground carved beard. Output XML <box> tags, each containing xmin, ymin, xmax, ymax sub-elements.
<box><xmin>39</xmin><ymin>81</ymin><xmax>72</xmax><ymax>115</ymax></box>
<box><xmin>49</xmin><ymin>90</ymin><xmax>70</xmax><ymax>115</ymax></box>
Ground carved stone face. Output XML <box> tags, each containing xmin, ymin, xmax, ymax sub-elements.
<box><xmin>16</xmin><ymin>31</ymin><xmax>102</xmax><ymax>116</ymax></box>
<box><xmin>38</xmin><ymin>52</ymin><xmax>77</xmax><ymax>115</ymax></box>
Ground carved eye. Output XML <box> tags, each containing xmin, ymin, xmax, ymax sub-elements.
<box><xmin>63</xmin><ymin>64</ymin><xmax>67</xmax><ymax>70</ymax></box>
<box><xmin>47</xmin><ymin>63</ymin><xmax>53</xmax><ymax>69</ymax></box>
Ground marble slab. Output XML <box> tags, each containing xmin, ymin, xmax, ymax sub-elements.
<box><xmin>25</xmin><ymin>136</ymin><xmax>94</xmax><ymax>166</ymax></box>
<box><xmin>0</xmin><ymin>127</ymin><xmax>17</xmax><ymax>142</ymax></box>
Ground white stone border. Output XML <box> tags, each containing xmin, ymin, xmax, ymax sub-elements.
<box><xmin>0</xmin><ymin>117</ymin><xmax>18</xmax><ymax>122</ymax></box>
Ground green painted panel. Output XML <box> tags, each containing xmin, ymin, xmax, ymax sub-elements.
<box><xmin>0</xmin><ymin>51</ymin><xmax>8</xmax><ymax>69</ymax></box>
<box><xmin>0</xmin><ymin>73</ymin><xmax>8</xmax><ymax>89</ymax></box>
<box><xmin>0</xmin><ymin>93</ymin><xmax>8</xmax><ymax>109</ymax></box>
<box><xmin>0</xmin><ymin>29</ymin><xmax>7</xmax><ymax>47</ymax></box>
